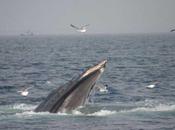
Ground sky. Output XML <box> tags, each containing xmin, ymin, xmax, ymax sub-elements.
<box><xmin>0</xmin><ymin>0</ymin><xmax>175</xmax><ymax>35</ymax></box>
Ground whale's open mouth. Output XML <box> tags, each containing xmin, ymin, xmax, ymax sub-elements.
<box><xmin>35</xmin><ymin>60</ymin><xmax>107</xmax><ymax>113</ymax></box>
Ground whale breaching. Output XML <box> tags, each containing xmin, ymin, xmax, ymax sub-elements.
<box><xmin>70</xmin><ymin>24</ymin><xmax>89</xmax><ymax>33</ymax></box>
<box><xmin>35</xmin><ymin>60</ymin><xmax>107</xmax><ymax>113</ymax></box>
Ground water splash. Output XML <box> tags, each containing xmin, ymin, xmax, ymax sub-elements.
<box><xmin>15</xmin><ymin>109</ymin><xmax>116</xmax><ymax>117</ymax></box>
<box><xmin>2</xmin><ymin>102</ymin><xmax>175</xmax><ymax>118</ymax></box>
<box><xmin>119</xmin><ymin>104</ymin><xmax>175</xmax><ymax>113</ymax></box>
<box><xmin>13</xmin><ymin>104</ymin><xmax>36</xmax><ymax>111</ymax></box>
<box><xmin>88</xmin><ymin>110</ymin><xmax>116</xmax><ymax>116</ymax></box>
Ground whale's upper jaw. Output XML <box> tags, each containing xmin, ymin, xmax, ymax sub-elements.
<box><xmin>80</xmin><ymin>59</ymin><xmax>107</xmax><ymax>79</ymax></box>
<box><xmin>57</xmin><ymin>60</ymin><xmax>107</xmax><ymax>112</ymax></box>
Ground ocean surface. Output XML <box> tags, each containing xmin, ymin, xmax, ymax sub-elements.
<box><xmin>0</xmin><ymin>33</ymin><xmax>175</xmax><ymax>130</ymax></box>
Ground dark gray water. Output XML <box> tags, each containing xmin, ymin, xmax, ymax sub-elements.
<box><xmin>0</xmin><ymin>33</ymin><xmax>175</xmax><ymax>130</ymax></box>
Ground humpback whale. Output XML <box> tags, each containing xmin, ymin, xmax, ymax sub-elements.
<box><xmin>35</xmin><ymin>60</ymin><xmax>107</xmax><ymax>113</ymax></box>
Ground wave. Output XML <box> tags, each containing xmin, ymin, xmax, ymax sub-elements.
<box><xmin>15</xmin><ymin>111</ymin><xmax>51</xmax><ymax>117</ymax></box>
<box><xmin>15</xmin><ymin>109</ymin><xmax>116</xmax><ymax>117</ymax></box>
<box><xmin>12</xmin><ymin>103</ymin><xmax>36</xmax><ymax>111</ymax></box>
<box><xmin>16</xmin><ymin>104</ymin><xmax>175</xmax><ymax>117</ymax></box>
<box><xmin>87</xmin><ymin>110</ymin><xmax>116</xmax><ymax>116</ymax></box>
<box><xmin>83</xmin><ymin>104</ymin><xmax>175</xmax><ymax>116</ymax></box>
<box><xmin>1</xmin><ymin>102</ymin><xmax>175</xmax><ymax>118</ymax></box>
<box><xmin>120</xmin><ymin>104</ymin><xmax>175</xmax><ymax>113</ymax></box>
<box><xmin>9</xmin><ymin>104</ymin><xmax>116</xmax><ymax>117</ymax></box>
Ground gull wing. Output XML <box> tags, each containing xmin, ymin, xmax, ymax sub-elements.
<box><xmin>82</xmin><ymin>24</ymin><xmax>89</xmax><ymax>27</ymax></box>
<box><xmin>25</xmin><ymin>86</ymin><xmax>34</xmax><ymax>90</ymax></box>
<box><xmin>70</xmin><ymin>24</ymin><xmax>80</xmax><ymax>30</ymax></box>
<box><xmin>170</xmin><ymin>29</ymin><xmax>175</xmax><ymax>32</ymax></box>
<box><xmin>80</xmin><ymin>24</ymin><xmax>89</xmax><ymax>30</ymax></box>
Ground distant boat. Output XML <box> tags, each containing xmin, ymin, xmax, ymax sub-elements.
<box><xmin>170</xmin><ymin>29</ymin><xmax>175</xmax><ymax>32</ymax></box>
<box><xmin>70</xmin><ymin>24</ymin><xmax>89</xmax><ymax>33</ymax></box>
<box><xmin>20</xmin><ymin>31</ymin><xmax>34</xmax><ymax>36</ymax></box>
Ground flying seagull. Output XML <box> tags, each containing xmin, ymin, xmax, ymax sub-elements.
<box><xmin>17</xmin><ymin>86</ymin><xmax>33</xmax><ymax>96</ymax></box>
<box><xmin>70</xmin><ymin>24</ymin><xmax>89</xmax><ymax>33</ymax></box>
<box><xmin>146</xmin><ymin>81</ymin><xmax>159</xmax><ymax>89</ymax></box>
<box><xmin>170</xmin><ymin>29</ymin><xmax>175</xmax><ymax>32</ymax></box>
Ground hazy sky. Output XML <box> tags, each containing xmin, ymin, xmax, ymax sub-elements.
<box><xmin>0</xmin><ymin>0</ymin><xmax>175</xmax><ymax>35</ymax></box>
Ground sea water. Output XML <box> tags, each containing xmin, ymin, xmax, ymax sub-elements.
<box><xmin>0</xmin><ymin>33</ymin><xmax>175</xmax><ymax>130</ymax></box>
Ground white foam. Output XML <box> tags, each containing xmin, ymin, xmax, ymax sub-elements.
<box><xmin>120</xmin><ymin>104</ymin><xmax>175</xmax><ymax>113</ymax></box>
<box><xmin>56</xmin><ymin>112</ymin><xmax>70</xmax><ymax>116</ymax></box>
<box><xmin>13</xmin><ymin>102</ymin><xmax>175</xmax><ymax>117</ymax></box>
<box><xmin>16</xmin><ymin>110</ymin><xmax>79</xmax><ymax>117</ymax></box>
<box><xmin>13</xmin><ymin>104</ymin><xmax>36</xmax><ymax>111</ymax></box>
<box><xmin>57</xmin><ymin>110</ymin><xmax>84</xmax><ymax>116</ymax></box>
<box><xmin>59</xmin><ymin>109</ymin><xmax>116</xmax><ymax>117</ymax></box>
<box><xmin>72</xmin><ymin>110</ymin><xmax>84</xmax><ymax>115</ymax></box>
<box><xmin>88</xmin><ymin>110</ymin><xmax>116</xmax><ymax>116</ymax></box>
<box><xmin>15</xmin><ymin>111</ymin><xmax>52</xmax><ymax>117</ymax></box>
<box><xmin>16</xmin><ymin>109</ymin><xmax>117</xmax><ymax>117</ymax></box>
<box><xmin>15</xmin><ymin>104</ymin><xmax>175</xmax><ymax>117</ymax></box>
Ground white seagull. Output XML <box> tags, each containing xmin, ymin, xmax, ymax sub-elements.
<box><xmin>95</xmin><ymin>83</ymin><xmax>108</xmax><ymax>92</ymax></box>
<box><xmin>70</xmin><ymin>24</ymin><xmax>89</xmax><ymax>33</ymax></box>
<box><xmin>17</xmin><ymin>86</ymin><xmax>33</xmax><ymax>96</ymax></box>
<box><xmin>146</xmin><ymin>81</ymin><xmax>159</xmax><ymax>89</ymax></box>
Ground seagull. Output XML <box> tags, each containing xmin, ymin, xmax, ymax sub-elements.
<box><xmin>46</xmin><ymin>81</ymin><xmax>52</xmax><ymax>85</ymax></box>
<box><xmin>146</xmin><ymin>81</ymin><xmax>159</xmax><ymax>89</ymax></box>
<box><xmin>70</xmin><ymin>24</ymin><xmax>89</xmax><ymax>33</ymax></box>
<box><xmin>170</xmin><ymin>29</ymin><xmax>175</xmax><ymax>32</ymax></box>
<box><xmin>95</xmin><ymin>83</ymin><xmax>108</xmax><ymax>92</ymax></box>
<box><xmin>17</xmin><ymin>86</ymin><xmax>33</xmax><ymax>96</ymax></box>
